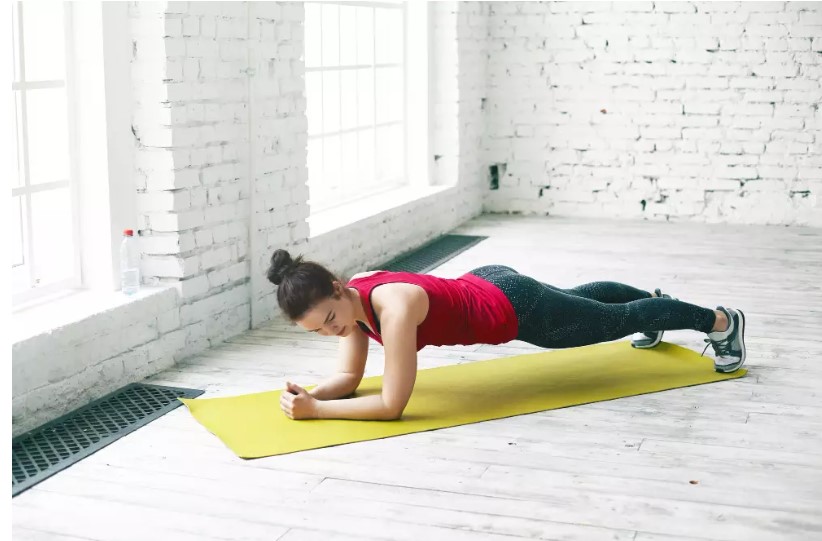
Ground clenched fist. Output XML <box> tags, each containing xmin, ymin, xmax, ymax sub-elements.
<box><xmin>279</xmin><ymin>381</ymin><xmax>319</xmax><ymax>420</ymax></box>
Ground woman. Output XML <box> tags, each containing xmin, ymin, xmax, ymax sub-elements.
<box><xmin>269</xmin><ymin>249</ymin><xmax>746</xmax><ymax>421</ymax></box>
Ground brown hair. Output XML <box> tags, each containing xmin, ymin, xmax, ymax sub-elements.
<box><xmin>266</xmin><ymin>249</ymin><xmax>344</xmax><ymax>321</ymax></box>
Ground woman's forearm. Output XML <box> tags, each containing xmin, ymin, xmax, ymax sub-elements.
<box><xmin>307</xmin><ymin>373</ymin><xmax>359</xmax><ymax>401</ymax></box>
<box><xmin>315</xmin><ymin>394</ymin><xmax>398</xmax><ymax>421</ymax></box>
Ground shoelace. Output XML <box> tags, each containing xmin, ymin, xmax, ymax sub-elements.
<box><xmin>701</xmin><ymin>335</ymin><xmax>732</xmax><ymax>358</ymax></box>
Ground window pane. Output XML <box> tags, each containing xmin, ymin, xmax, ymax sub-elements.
<box><xmin>31</xmin><ymin>187</ymin><xmax>73</xmax><ymax>287</ymax></box>
<box><xmin>339</xmin><ymin>5</ymin><xmax>357</xmax><ymax>66</ymax></box>
<box><xmin>358</xmin><ymin>128</ymin><xmax>375</xmax><ymax>185</ymax></box>
<box><xmin>356</xmin><ymin>7</ymin><xmax>373</xmax><ymax>65</ymax></box>
<box><xmin>322</xmin><ymin>70</ymin><xmax>340</xmax><ymax>133</ymax></box>
<box><xmin>12</xmin><ymin>195</ymin><xmax>25</xmax><ymax>267</ymax></box>
<box><xmin>305</xmin><ymin>72</ymin><xmax>322</xmax><ymax>135</ymax></box>
<box><xmin>376</xmin><ymin>67</ymin><xmax>403</xmax><ymax>124</ymax></box>
<box><xmin>356</xmin><ymin>68</ymin><xmax>374</xmax><ymax>126</ymax></box>
<box><xmin>321</xmin><ymin>4</ymin><xmax>339</xmax><ymax>67</ymax></box>
<box><xmin>307</xmin><ymin>138</ymin><xmax>323</xmax><ymax>191</ymax></box>
<box><xmin>26</xmin><ymin>87</ymin><xmax>70</xmax><ymax>184</ymax></box>
<box><xmin>340</xmin><ymin>70</ymin><xmax>357</xmax><ymax>131</ymax></box>
<box><xmin>323</xmin><ymin>134</ymin><xmax>341</xmax><ymax>188</ymax></box>
<box><xmin>340</xmin><ymin>132</ymin><xmax>357</xmax><ymax>187</ymax></box>
<box><xmin>389</xmin><ymin>124</ymin><xmax>404</xmax><ymax>180</ymax></box>
<box><xmin>305</xmin><ymin>3</ymin><xmax>408</xmax><ymax>210</ymax></box>
<box><xmin>375</xmin><ymin>8</ymin><xmax>403</xmax><ymax>64</ymax></box>
<box><xmin>13</xmin><ymin>90</ymin><xmax>24</xmax><ymax>188</ymax></box>
<box><xmin>12</xmin><ymin>2</ymin><xmax>21</xmax><ymax>81</ymax></box>
<box><xmin>304</xmin><ymin>3</ymin><xmax>322</xmax><ymax>68</ymax></box>
<box><xmin>376</xmin><ymin>124</ymin><xmax>403</xmax><ymax>181</ymax></box>
<box><xmin>22</xmin><ymin>2</ymin><xmax>66</xmax><ymax>81</ymax></box>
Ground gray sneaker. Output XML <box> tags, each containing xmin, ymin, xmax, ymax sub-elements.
<box><xmin>702</xmin><ymin>306</ymin><xmax>747</xmax><ymax>373</ymax></box>
<box><xmin>631</xmin><ymin>288</ymin><xmax>677</xmax><ymax>349</ymax></box>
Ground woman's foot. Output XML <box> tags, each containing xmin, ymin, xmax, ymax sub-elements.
<box><xmin>702</xmin><ymin>306</ymin><xmax>747</xmax><ymax>373</ymax></box>
<box><xmin>631</xmin><ymin>288</ymin><xmax>676</xmax><ymax>349</ymax></box>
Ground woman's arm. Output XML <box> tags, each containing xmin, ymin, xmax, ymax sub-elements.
<box><xmin>314</xmin><ymin>308</ymin><xmax>418</xmax><ymax>420</ymax></box>
<box><xmin>308</xmin><ymin>325</ymin><xmax>369</xmax><ymax>400</ymax></box>
<box><xmin>281</xmin><ymin>283</ymin><xmax>427</xmax><ymax>421</ymax></box>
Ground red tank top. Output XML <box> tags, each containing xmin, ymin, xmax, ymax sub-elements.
<box><xmin>346</xmin><ymin>271</ymin><xmax>518</xmax><ymax>351</ymax></box>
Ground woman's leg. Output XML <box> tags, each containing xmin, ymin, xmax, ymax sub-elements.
<box><xmin>470</xmin><ymin>266</ymin><xmax>654</xmax><ymax>304</ymax></box>
<box><xmin>496</xmin><ymin>274</ymin><xmax>717</xmax><ymax>349</ymax></box>
<box><xmin>540</xmin><ymin>281</ymin><xmax>664</xmax><ymax>347</ymax></box>
<box><xmin>546</xmin><ymin>281</ymin><xmax>655</xmax><ymax>304</ymax></box>
<box><xmin>469</xmin><ymin>265</ymin><xmax>745</xmax><ymax>372</ymax></box>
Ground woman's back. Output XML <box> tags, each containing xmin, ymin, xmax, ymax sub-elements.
<box><xmin>347</xmin><ymin>270</ymin><xmax>518</xmax><ymax>350</ymax></box>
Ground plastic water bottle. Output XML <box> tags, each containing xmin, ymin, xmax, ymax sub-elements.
<box><xmin>120</xmin><ymin>229</ymin><xmax>140</xmax><ymax>295</ymax></box>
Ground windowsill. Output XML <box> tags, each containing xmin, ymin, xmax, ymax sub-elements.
<box><xmin>308</xmin><ymin>184</ymin><xmax>455</xmax><ymax>239</ymax></box>
<box><xmin>11</xmin><ymin>285</ymin><xmax>176</xmax><ymax>346</ymax></box>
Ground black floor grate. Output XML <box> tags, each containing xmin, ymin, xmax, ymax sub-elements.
<box><xmin>381</xmin><ymin>234</ymin><xmax>487</xmax><ymax>274</ymax></box>
<box><xmin>12</xmin><ymin>383</ymin><xmax>203</xmax><ymax>497</ymax></box>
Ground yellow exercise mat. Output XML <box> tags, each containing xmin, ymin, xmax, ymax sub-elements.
<box><xmin>181</xmin><ymin>341</ymin><xmax>746</xmax><ymax>458</ymax></box>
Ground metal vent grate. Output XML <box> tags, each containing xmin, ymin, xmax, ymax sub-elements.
<box><xmin>12</xmin><ymin>383</ymin><xmax>203</xmax><ymax>497</ymax></box>
<box><xmin>381</xmin><ymin>235</ymin><xmax>487</xmax><ymax>274</ymax></box>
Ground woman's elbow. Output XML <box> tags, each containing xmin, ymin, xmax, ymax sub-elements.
<box><xmin>382</xmin><ymin>400</ymin><xmax>406</xmax><ymax>420</ymax></box>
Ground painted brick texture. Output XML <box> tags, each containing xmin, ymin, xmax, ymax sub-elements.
<box><xmin>484</xmin><ymin>1</ymin><xmax>822</xmax><ymax>225</ymax></box>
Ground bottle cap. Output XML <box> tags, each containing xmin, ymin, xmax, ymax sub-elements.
<box><xmin>124</xmin><ymin>229</ymin><xmax>134</xmax><ymax>236</ymax></box>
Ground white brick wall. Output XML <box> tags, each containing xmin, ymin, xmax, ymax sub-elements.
<box><xmin>457</xmin><ymin>2</ymin><xmax>489</xmax><ymax>193</ymax></box>
<box><xmin>12</xmin><ymin>289</ymin><xmax>181</xmax><ymax>434</ymax></box>
<box><xmin>247</xmin><ymin>0</ymin><xmax>311</xmax><ymax>327</ymax></box>
<box><xmin>13</xmin><ymin>1</ymin><xmax>490</xmax><ymax>436</ymax></box>
<box><xmin>484</xmin><ymin>1</ymin><xmax>822</xmax><ymax>226</ymax></box>
<box><xmin>132</xmin><ymin>1</ymin><xmax>257</xmax><ymax>365</ymax></box>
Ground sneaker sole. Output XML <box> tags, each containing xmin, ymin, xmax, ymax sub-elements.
<box><xmin>715</xmin><ymin>309</ymin><xmax>746</xmax><ymax>373</ymax></box>
<box><xmin>631</xmin><ymin>331</ymin><xmax>664</xmax><ymax>349</ymax></box>
<box><xmin>631</xmin><ymin>289</ymin><xmax>667</xmax><ymax>349</ymax></box>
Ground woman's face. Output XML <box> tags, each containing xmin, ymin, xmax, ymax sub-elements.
<box><xmin>296</xmin><ymin>283</ymin><xmax>358</xmax><ymax>337</ymax></box>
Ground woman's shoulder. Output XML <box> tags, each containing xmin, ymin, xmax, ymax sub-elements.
<box><xmin>350</xmin><ymin>270</ymin><xmax>384</xmax><ymax>281</ymax></box>
<box><xmin>370</xmin><ymin>280</ymin><xmax>430</xmax><ymax>326</ymax></box>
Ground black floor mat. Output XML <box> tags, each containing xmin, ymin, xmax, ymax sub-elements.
<box><xmin>381</xmin><ymin>234</ymin><xmax>487</xmax><ymax>273</ymax></box>
<box><xmin>12</xmin><ymin>383</ymin><xmax>203</xmax><ymax>496</ymax></box>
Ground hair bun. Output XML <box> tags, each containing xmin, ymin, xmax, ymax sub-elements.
<box><xmin>267</xmin><ymin>249</ymin><xmax>301</xmax><ymax>285</ymax></box>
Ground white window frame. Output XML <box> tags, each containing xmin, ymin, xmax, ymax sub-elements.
<box><xmin>11</xmin><ymin>2</ymin><xmax>83</xmax><ymax>306</ymax></box>
<box><xmin>74</xmin><ymin>2</ymin><xmax>138</xmax><ymax>295</ymax></box>
<box><xmin>404</xmin><ymin>1</ymin><xmax>429</xmax><ymax>190</ymax></box>
<box><xmin>12</xmin><ymin>2</ymin><xmax>137</xmax><ymax>311</ymax></box>
<box><xmin>305</xmin><ymin>0</ymin><xmax>424</xmax><ymax>214</ymax></box>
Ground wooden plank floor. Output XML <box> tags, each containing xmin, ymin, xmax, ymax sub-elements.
<box><xmin>13</xmin><ymin>215</ymin><xmax>822</xmax><ymax>541</ymax></box>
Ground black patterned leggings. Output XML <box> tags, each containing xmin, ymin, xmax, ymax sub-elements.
<box><xmin>468</xmin><ymin>265</ymin><xmax>717</xmax><ymax>349</ymax></box>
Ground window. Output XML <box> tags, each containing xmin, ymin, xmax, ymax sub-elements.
<box><xmin>11</xmin><ymin>2</ymin><xmax>80</xmax><ymax>304</ymax></box>
<box><xmin>304</xmin><ymin>1</ymin><xmax>407</xmax><ymax>212</ymax></box>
